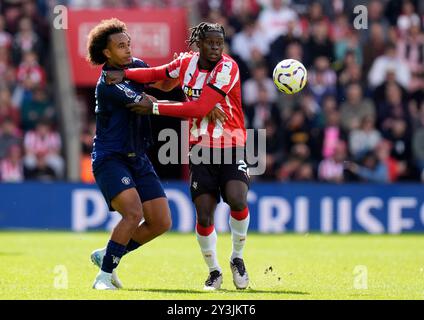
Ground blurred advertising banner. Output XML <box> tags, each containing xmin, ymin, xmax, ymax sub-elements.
<box><xmin>1</xmin><ymin>182</ymin><xmax>424</xmax><ymax>233</ymax></box>
<box><xmin>66</xmin><ymin>9</ymin><xmax>188</xmax><ymax>86</ymax></box>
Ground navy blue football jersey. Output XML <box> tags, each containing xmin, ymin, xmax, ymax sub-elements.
<box><xmin>92</xmin><ymin>58</ymin><xmax>153</xmax><ymax>161</ymax></box>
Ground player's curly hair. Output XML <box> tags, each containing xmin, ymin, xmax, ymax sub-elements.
<box><xmin>187</xmin><ymin>22</ymin><xmax>225</xmax><ymax>48</ymax></box>
<box><xmin>86</xmin><ymin>18</ymin><xmax>128</xmax><ymax>65</ymax></box>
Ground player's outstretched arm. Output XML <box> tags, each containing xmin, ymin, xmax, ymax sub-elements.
<box><xmin>105</xmin><ymin>65</ymin><xmax>170</xmax><ymax>85</ymax></box>
<box><xmin>149</xmin><ymin>78</ymin><xmax>180</xmax><ymax>92</ymax></box>
<box><xmin>126</xmin><ymin>86</ymin><xmax>227</xmax><ymax>122</ymax></box>
<box><xmin>127</xmin><ymin>85</ymin><xmax>225</xmax><ymax>118</ymax></box>
<box><xmin>106</xmin><ymin>65</ymin><xmax>179</xmax><ymax>92</ymax></box>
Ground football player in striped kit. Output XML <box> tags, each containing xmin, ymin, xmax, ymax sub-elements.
<box><xmin>106</xmin><ymin>22</ymin><xmax>251</xmax><ymax>291</ymax></box>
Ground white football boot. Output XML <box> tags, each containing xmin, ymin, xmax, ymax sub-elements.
<box><xmin>230</xmin><ymin>258</ymin><xmax>249</xmax><ymax>289</ymax></box>
<box><xmin>92</xmin><ymin>271</ymin><xmax>117</xmax><ymax>290</ymax></box>
<box><xmin>90</xmin><ymin>248</ymin><xmax>123</xmax><ymax>289</ymax></box>
<box><xmin>203</xmin><ymin>270</ymin><xmax>223</xmax><ymax>291</ymax></box>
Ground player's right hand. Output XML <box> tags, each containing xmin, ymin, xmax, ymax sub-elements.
<box><xmin>207</xmin><ymin>107</ymin><xmax>227</xmax><ymax>124</ymax></box>
<box><xmin>126</xmin><ymin>93</ymin><xmax>154</xmax><ymax>115</ymax></box>
<box><xmin>105</xmin><ymin>70</ymin><xmax>125</xmax><ymax>84</ymax></box>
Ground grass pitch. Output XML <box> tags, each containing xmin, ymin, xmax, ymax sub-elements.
<box><xmin>0</xmin><ymin>232</ymin><xmax>423</xmax><ymax>300</ymax></box>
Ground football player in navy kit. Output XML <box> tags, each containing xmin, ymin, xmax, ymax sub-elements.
<box><xmin>86</xmin><ymin>18</ymin><xmax>177</xmax><ymax>290</ymax></box>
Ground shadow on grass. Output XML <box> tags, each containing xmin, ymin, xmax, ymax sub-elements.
<box><xmin>125</xmin><ymin>288</ymin><xmax>208</xmax><ymax>294</ymax></box>
<box><xmin>220</xmin><ymin>289</ymin><xmax>309</xmax><ymax>295</ymax></box>
<box><xmin>348</xmin><ymin>293</ymin><xmax>375</xmax><ymax>297</ymax></box>
<box><xmin>125</xmin><ymin>288</ymin><xmax>309</xmax><ymax>295</ymax></box>
<box><xmin>0</xmin><ymin>252</ymin><xmax>22</xmax><ymax>256</ymax></box>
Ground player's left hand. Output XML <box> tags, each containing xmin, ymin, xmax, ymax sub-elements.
<box><xmin>173</xmin><ymin>51</ymin><xmax>194</xmax><ymax>60</ymax></box>
<box><xmin>207</xmin><ymin>107</ymin><xmax>227</xmax><ymax>123</ymax></box>
<box><xmin>126</xmin><ymin>93</ymin><xmax>154</xmax><ymax>115</ymax></box>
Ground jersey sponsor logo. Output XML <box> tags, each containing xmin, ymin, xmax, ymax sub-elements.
<box><xmin>183</xmin><ymin>85</ymin><xmax>202</xmax><ymax>98</ymax></box>
<box><xmin>121</xmin><ymin>177</ymin><xmax>131</xmax><ymax>185</ymax></box>
<box><xmin>192</xmin><ymin>181</ymin><xmax>198</xmax><ymax>190</ymax></box>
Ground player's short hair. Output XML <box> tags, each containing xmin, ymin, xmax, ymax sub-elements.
<box><xmin>187</xmin><ymin>22</ymin><xmax>225</xmax><ymax>48</ymax></box>
<box><xmin>86</xmin><ymin>18</ymin><xmax>128</xmax><ymax>65</ymax></box>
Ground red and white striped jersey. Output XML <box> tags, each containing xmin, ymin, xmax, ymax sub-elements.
<box><xmin>0</xmin><ymin>159</ymin><xmax>23</xmax><ymax>182</ymax></box>
<box><xmin>167</xmin><ymin>52</ymin><xmax>246</xmax><ymax>148</ymax></box>
<box><xmin>24</xmin><ymin>130</ymin><xmax>61</xmax><ymax>155</ymax></box>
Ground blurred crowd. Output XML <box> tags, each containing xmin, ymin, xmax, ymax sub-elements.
<box><xmin>198</xmin><ymin>0</ymin><xmax>424</xmax><ymax>183</ymax></box>
<box><xmin>1</xmin><ymin>0</ymin><xmax>423</xmax><ymax>184</ymax></box>
<box><xmin>0</xmin><ymin>0</ymin><xmax>63</xmax><ymax>183</ymax></box>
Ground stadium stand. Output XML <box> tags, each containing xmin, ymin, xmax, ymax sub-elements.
<box><xmin>0</xmin><ymin>0</ymin><xmax>423</xmax><ymax>183</ymax></box>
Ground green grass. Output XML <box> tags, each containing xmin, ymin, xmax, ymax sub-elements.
<box><xmin>0</xmin><ymin>232</ymin><xmax>423</xmax><ymax>299</ymax></box>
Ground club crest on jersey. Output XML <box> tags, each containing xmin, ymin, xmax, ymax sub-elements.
<box><xmin>121</xmin><ymin>177</ymin><xmax>131</xmax><ymax>185</ymax></box>
<box><xmin>124</xmin><ymin>87</ymin><xmax>137</xmax><ymax>99</ymax></box>
<box><xmin>183</xmin><ymin>85</ymin><xmax>202</xmax><ymax>98</ymax></box>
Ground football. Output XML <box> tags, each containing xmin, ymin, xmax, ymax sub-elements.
<box><xmin>272</xmin><ymin>59</ymin><xmax>307</xmax><ymax>94</ymax></box>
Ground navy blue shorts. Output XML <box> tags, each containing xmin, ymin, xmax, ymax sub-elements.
<box><xmin>92</xmin><ymin>153</ymin><xmax>166</xmax><ymax>211</ymax></box>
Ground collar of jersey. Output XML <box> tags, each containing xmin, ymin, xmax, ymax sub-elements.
<box><xmin>102</xmin><ymin>59</ymin><xmax>134</xmax><ymax>71</ymax></box>
<box><xmin>196</xmin><ymin>52</ymin><xmax>224</xmax><ymax>72</ymax></box>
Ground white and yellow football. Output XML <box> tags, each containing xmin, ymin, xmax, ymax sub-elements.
<box><xmin>272</xmin><ymin>59</ymin><xmax>307</xmax><ymax>94</ymax></box>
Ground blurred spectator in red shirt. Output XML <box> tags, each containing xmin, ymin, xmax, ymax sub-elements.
<box><xmin>332</xmin><ymin>13</ymin><xmax>350</xmax><ymax>42</ymax></box>
<box><xmin>0</xmin><ymin>87</ymin><xmax>20</xmax><ymax>126</ymax></box>
<box><xmin>23</xmin><ymin>120</ymin><xmax>64</xmax><ymax>179</ymax></box>
<box><xmin>80</xmin><ymin>120</ymin><xmax>96</xmax><ymax>183</ymax></box>
<box><xmin>0</xmin><ymin>144</ymin><xmax>24</xmax><ymax>182</ymax></box>
<box><xmin>0</xmin><ymin>46</ymin><xmax>16</xmax><ymax>89</ymax></box>
<box><xmin>16</xmin><ymin>51</ymin><xmax>45</xmax><ymax>87</ymax></box>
